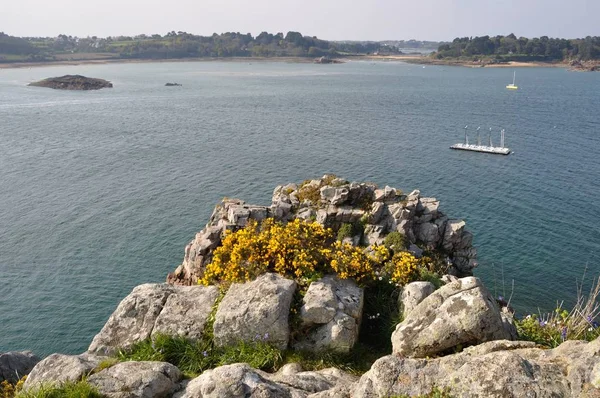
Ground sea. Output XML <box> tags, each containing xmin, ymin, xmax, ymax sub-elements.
<box><xmin>1</xmin><ymin>60</ymin><xmax>599</xmax><ymax>357</ymax></box>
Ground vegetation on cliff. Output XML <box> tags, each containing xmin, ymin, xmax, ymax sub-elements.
<box><xmin>433</xmin><ymin>33</ymin><xmax>600</xmax><ymax>62</ymax></box>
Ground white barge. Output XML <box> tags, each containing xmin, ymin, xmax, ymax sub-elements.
<box><xmin>450</xmin><ymin>127</ymin><xmax>511</xmax><ymax>155</ymax></box>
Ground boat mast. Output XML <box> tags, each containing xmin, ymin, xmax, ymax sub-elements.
<box><xmin>513</xmin><ymin>71</ymin><xmax>516</xmax><ymax>85</ymax></box>
<box><xmin>489</xmin><ymin>128</ymin><xmax>492</xmax><ymax>147</ymax></box>
<box><xmin>501</xmin><ymin>129</ymin><xmax>505</xmax><ymax>148</ymax></box>
<box><xmin>464</xmin><ymin>125</ymin><xmax>468</xmax><ymax>145</ymax></box>
<box><xmin>477</xmin><ymin>127</ymin><xmax>481</xmax><ymax>146</ymax></box>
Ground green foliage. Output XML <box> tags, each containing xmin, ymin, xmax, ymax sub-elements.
<box><xmin>418</xmin><ymin>268</ymin><xmax>444</xmax><ymax>289</ymax></box>
<box><xmin>94</xmin><ymin>357</ymin><xmax>119</xmax><ymax>372</ymax></box>
<box><xmin>114</xmin><ymin>333</ymin><xmax>380</xmax><ymax>377</ymax></box>
<box><xmin>516</xmin><ymin>276</ymin><xmax>600</xmax><ymax>347</ymax></box>
<box><xmin>282</xmin><ymin>343</ymin><xmax>379</xmax><ymax>374</ymax></box>
<box><xmin>383</xmin><ymin>232</ymin><xmax>407</xmax><ymax>253</ymax></box>
<box><xmin>14</xmin><ymin>381</ymin><xmax>102</xmax><ymax>398</ymax></box>
<box><xmin>434</xmin><ymin>34</ymin><xmax>600</xmax><ymax>61</ymax></box>
<box><xmin>218</xmin><ymin>341</ymin><xmax>283</xmax><ymax>370</ymax></box>
<box><xmin>337</xmin><ymin>223</ymin><xmax>354</xmax><ymax>241</ymax></box>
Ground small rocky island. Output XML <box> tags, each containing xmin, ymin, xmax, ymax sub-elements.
<box><xmin>165</xmin><ymin>82</ymin><xmax>182</xmax><ymax>87</ymax></box>
<box><xmin>28</xmin><ymin>75</ymin><xmax>113</xmax><ymax>90</ymax></box>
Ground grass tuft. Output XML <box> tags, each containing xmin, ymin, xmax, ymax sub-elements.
<box><xmin>14</xmin><ymin>381</ymin><xmax>101</xmax><ymax>398</ymax></box>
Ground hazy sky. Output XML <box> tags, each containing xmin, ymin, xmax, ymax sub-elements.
<box><xmin>2</xmin><ymin>0</ymin><xmax>598</xmax><ymax>40</ymax></box>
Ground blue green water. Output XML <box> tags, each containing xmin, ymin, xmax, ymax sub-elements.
<box><xmin>1</xmin><ymin>61</ymin><xmax>599</xmax><ymax>357</ymax></box>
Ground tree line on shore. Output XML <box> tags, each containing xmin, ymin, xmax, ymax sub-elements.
<box><xmin>0</xmin><ymin>31</ymin><xmax>405</xmax><ymax>62</ymax></box>
<box><xmin>434</xmin><ymin>34</ymin><xmax>600</xmax><ymax>61</ymax></box>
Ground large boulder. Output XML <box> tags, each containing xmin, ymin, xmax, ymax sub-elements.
<box><xmin>89</xmin><ymin>284</ymin><xmax>218</xmax><ymax>355</ymax></box>
<box><xmin>23</xmin><ymin>353</ymin><xmax>104</xmax><ymax>389</ymax></box>
<box><xmin>295</xmin><ymin>276</ymin><xmax>364</xmax><ymax>353</ymax></box>
<box><xmin>175</xmin><ymin>363</ymin><xmax>292</xmax><ymax>398</ymax></box>
<box><xmin>176</xmin><ymin>363</ymin><xmax>356</xmax><ymax>398</ymax></box>
<box><xmin>152</xmin><ymin>285</ymin><xmax>219</xmax><ymax>340</ymax></box>
<box><xmin>354</xmin><ymin>339</ymin><xmax>600</xmax><ymax>397</ymax></box>
<box><xmin>213</xmin><ymin>273</ymin><xmax>296</xmax><ymax>350</ymax></box>
<box><xmin>0</xmin><ymin>351</ymin><xmax>40</xmax><ymax>383</ymax></box>
<box><xmin>391</xmin><ymin>277</ymin><xmax>513</xmax><ymax>357</ymax></box>
<box><xmin>87</xmin><ymin>361</ymin><xmax>182</xmax><ymax>398</ymax></box>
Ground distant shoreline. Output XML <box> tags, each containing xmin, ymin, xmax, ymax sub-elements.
<box><xmin>0</xmin><ymin>54</ymin><xmax>581</xmax><ymax>70</ymax></box>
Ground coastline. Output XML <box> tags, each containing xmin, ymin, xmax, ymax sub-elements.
<box><xmin>0</xmin><ymin>56</ymin><xmax>317</xmax><ymax>70</ymax></box>
<box><xmin>0</xmin><ymin>54</ymin><xmax>580</xmax><ymax>70</ymax></box>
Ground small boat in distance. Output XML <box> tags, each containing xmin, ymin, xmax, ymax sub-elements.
<box><xmin>506</xmin><ymin>71</ymin><xmax>518</xmax><ymax>90</ymax></box>
<box><xmin>450</xmin><ymin>126</ymin><xmax>511</xmax><ymax>155</ymax></box>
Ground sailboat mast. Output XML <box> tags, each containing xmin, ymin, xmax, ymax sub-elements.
<box><xmin>489</xmin><ymin>128</ymin><xmax>492</xmax><ymax>147</ymax></box>
<box><xmin>501</xmin><ymin>129</ymin><xmax>505</xmax><ymax>148</ymax></box>
<box><xmin>513</xmin><ymin>71</ymin><xmax>516</xmax><ymax>85</ymax></box>
<box><xmin>464</xmin><ymin>125</ymin><xmax>468</xmax><ymax>145</ymax></box>
<box><xmin>477</xmin><ymin>127</ymin><xmax>481</xmax><ymax>146</ymax></box>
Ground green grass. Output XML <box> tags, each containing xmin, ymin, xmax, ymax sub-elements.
<box><xmin>15</xmin><ymin>381</ymin><xmax>101</xmax><ymax>398</ymax></box>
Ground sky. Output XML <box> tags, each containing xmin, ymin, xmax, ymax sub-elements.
<box><xmin>2</xmin><ymin>0</ymin><xmax>599</xmax><ymax>41</ymax></box>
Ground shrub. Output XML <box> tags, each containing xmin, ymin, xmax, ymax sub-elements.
<box><xmin>200</xmin><ymin>219</ymin><xmax>332</xmax><ymax>286</ymax></box>
<box><xmin>383</xmin><ymin>231</ymin><xmax>407</xmax><ymax>253</ymax></box>
<box><xmin>337</xmin><ymin>223</ymin><xmax>354</xmax><ymax>241</ymax></box>
<box><xmin>516</xmin><ymin>276</ymin><xmax>600</xmax><ymax>347</ymax></box>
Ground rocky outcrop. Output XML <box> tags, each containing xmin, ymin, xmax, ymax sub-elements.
<box><xmin>88</xmin><ymin>284</ymin><xmax>218</xmax><ymax>355</ymax></box>
<box><xmin>0</xmin><ymin>351</ymin><xmax>40</xmax><ymax>383</ymax></box>
<box><xmin>23</xmin><ymin>353</ymin><xmax>104</xmax><ymax>389</ymax></box>
<box><xmin>87</xmin><ymin>361</ymin><xmax>182</xmax><ymax>398</ymax></box>
<box><xmin>28</xmin><ymin>75</ymin><xmax>113</xmax><ymax>90</ymax></box>
<box><xmin>391</xmin><ymin>277</ymin><xmax>514</xmax><ymax>357</ymax></box>
<box><xmin>213</xmin><ymin>273</ymin><xmax>296</xmax><ymax>350</ymax></box>
<box><xmin>295</xmin><ymin>276</ymin><xmax>364</xmax><ymax>353</ymax></box>
<box><xmin>175</xmin><ymin>363</ymin><xmax>357</xmax><ymax>398</ymax></box>
<box><xmin>354</xmin><ymin>339</ymin><xmax>600</xmax><ymax>397</ymax></box>
<box><xmin>165</xmin><ymin>83</ymin><xmax>182</xmax><ymax>86</ymax></box>
<box><xmin>167</xmin><ymin>199</ymin><xmax>269</xmax><ymax>285</ymax></box>
<box><xmin>167</xmin><ymin>176</ymin><xmax>477</xmax><ymax>285</ymax></box>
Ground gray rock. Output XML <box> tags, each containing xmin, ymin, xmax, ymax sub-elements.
<box><xmin>89</xmin><ymin>284</ymin><xmax>173</xmax><ymax>355</ymax></box>
<box><xmin>367</xmin><ymin>202</ymin><xmax>386</xmax><ymax>224</ymax></box>
<box><xmin>176</xmin><ymin>363</ymin><xmax>293</xmax><ymax>398</ymax></box>
<box><xmin>407</xmin><ymin>243</ymin><xmax>423</xmax><ymax>258</ymax></box>
<box><xmin>415</xmin><ymin>222</ymin><xmax>439</xmax><ymax>247</ymax></box>
<box><xmin>87</xmin><ymin>361</ymin><xmax>181</xmax><ymax>398</ymax></box>
<box><xmin>177</xmin><ymin>363</ymin><xmax>355</xmax><ymax>398</ymax></box>
<box><xmin>440</xmin><ymin>274</ymin><xmax>458</xmax><ymax>284</ymax></box>
<box><xmin>295</xmin><ymin>313</ymin><xmax>358</xmax><ymax>352</ymax></box>
<box><xmin>0</xmin><ymin>351</ymin><xmax>40</xmax><ymax>383</ymax></box>
<box><xmin>301</xmin><ymin>280</ymin><xmax>338</xmax><ymax>325</ymax></box>
<box><xmin>214</xmin><ymin>273</ymin><xmax>296</xmax><ymax>350</ymax></box>
<box><xmin>152</xmin><ymin>285</ymin><xmax>219</xmax><ymax>340</ymax></box>
<box><xmin>320</xmin><ymin>186</ymin><xmax>349</xmax><ymax>205</ymax></box>
<box><xmin>89</xmin><ymin>284</ymin><xmax>218</xmax><ymax>355</ymax></box>
<box><xmin>391</xmin><ymin>277</ymin><xmax>513</xmax><ymax>358</ymax></box>
<box><xmin>23</xmin><ymin>353</ymin><xmax>103</xmax><ymax>389</ymax></box>
<box><xmin>354</xmin><ymin>339</ymin><xmax>600</xmax><ymax>398</ymax></box>
<box><xmin>442</xmin><ymin>219</ymin><xmax>466</xmax><ymax>251</ymax></box>
<box><xmin>399</xmin><ymin>281</ymin><xmax>436</xmax><ymax>319</ymax></box>
<box><xmin>296</xmin><ymin>276</ymin><xmax>363</xmax><ymax>353</ymax></box>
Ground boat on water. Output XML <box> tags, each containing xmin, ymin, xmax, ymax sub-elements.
<box><xmin>506</xmin><ymin>71</ymin><xmax>518</xmax><ymax>90</ymax></box>
<box><xmin>450</xmin><ymin>126</ymin><xmax>511</xmax><ymax>155</ymax></box>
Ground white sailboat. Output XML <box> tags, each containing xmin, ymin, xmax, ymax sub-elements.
<box><xmin>506</xmin><ymin>71</ymin><xmax>518</xmax><ymax>90</ymax></box>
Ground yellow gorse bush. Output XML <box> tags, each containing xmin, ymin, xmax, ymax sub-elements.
<box><xmin>200</xmin><ymin>218</ymin><xmax>439</xmax><ymax>287</ymax></box>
